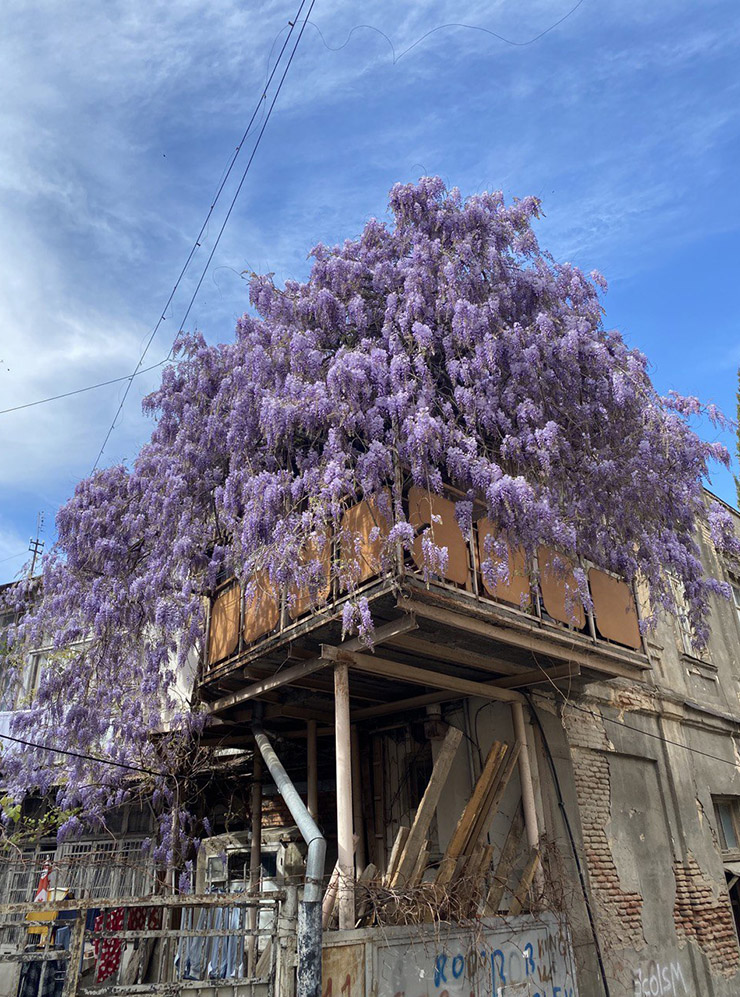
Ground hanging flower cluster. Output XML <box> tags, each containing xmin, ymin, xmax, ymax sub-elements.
<box><xmin>1</xmin><ymin>176</ymin><xmax>733</xmax><ymax>833</ymax></box>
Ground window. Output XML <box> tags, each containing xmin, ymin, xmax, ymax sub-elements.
<box><xmin>730</xmin><ymin>580</ymin><xmax>740</xmax><ymax>629</ymax></box>
<box><xmin>714</xmin><ymin>798</ymin><xmax>740</xmax><ymax>853</ymax></box>
<box><xmin>670</xmin><ymin>576</ymin><xmax>703</xmax><ymax>659</ymax></box>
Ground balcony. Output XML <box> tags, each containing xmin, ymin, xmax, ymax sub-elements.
<box><xmin>198</xmin><ymin>488</ymin><xmax>649</xmax><ymax>725</ymax></box>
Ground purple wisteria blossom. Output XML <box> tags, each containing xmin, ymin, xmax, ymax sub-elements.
<box><xmin>1</xmin><ymin>177</ymin><xmax>733</xmax><ymax>834</ymax></box>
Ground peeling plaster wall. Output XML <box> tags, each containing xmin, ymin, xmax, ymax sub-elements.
<box><xmin>537</xmin><ymin>506</ymin><xmax>740</xmax><ymax>996</ymax></box>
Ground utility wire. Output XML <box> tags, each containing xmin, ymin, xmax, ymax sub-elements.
<box><xmin>89</xmin><ymin>0</ymin><xmax>312</xmax><ymax>473</ymax></box>
<box><xmin>162</xmin><ymin>0</ymin><xmax>318</xmax><ymax>362</ymax></box>
<box><xmin>0</xmin><ymin>730</ymin><xmax>163</xmax><ymax>776</ymax></box>
<box><xmin>0</xmin><ymin>550</ymin><xmax>27</xmax><ymax>565</ymax></box>
<box><xmin>1</xmin><ymin>6</ymin><xmax>591</xmax><ymax>427</ymax></box>
<box><xmin>308</xmin><ymin>0</ymin><xmax>588</xmax><ymax>63</ymax></box>
<box><xmin>0</xmin><ymin>362</ymin><xmax>168</xmax><ymax>417</ymax></box>
<box><xmin>530</xmin><ymin>692</ymin><xmax>740</xmax><ymax>769</ymax></box>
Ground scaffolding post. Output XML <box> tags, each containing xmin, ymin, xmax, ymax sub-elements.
<box><xmin>334</xmin><ymin>663</ymin><xmax>355</xmax><ymax>929</ymax></box>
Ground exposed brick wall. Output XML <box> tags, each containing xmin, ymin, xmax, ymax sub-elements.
<box><xmin>673</xmin><ymin>855</ymin><xmax>740</xmax><ymax>976</ymax></box>
<box><xmin>571</xmin><ymin>746</ymin><xmax>645</xmax><ymax>950</ymax></box>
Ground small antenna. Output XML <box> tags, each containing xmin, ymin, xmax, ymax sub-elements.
<box><xmin>28</xmin><ymin>512</ymin><xmax>45</xmax><ymax>577</ymax></box>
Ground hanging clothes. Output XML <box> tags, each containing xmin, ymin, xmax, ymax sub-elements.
<box><xmin>93</xmin><ymin>908</ymin><xmax>124</xmax><ymax>982</ymax></box>
<box><xmin>17</xmin><ymin>958</ymin><xmax>65</xmax><ymax>997</ymax></box>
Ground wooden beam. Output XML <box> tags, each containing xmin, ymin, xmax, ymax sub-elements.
<box><xmin>353</xmin><ymin>690</ymin><xmax>461</xmax><ymax>721</ymax></box>
<box><xmin>208</xmin><ymin>656</ymin><xmax>332</xmax><ymax>714</ymax></box>
<box><xmin>398</xmin><ymin>597</ymin><xmax>648</xmax><ymax>679</ymax></box>
<box><xmin>492</xmin><ymin>663</ymin><xmax>579</xmax><ymax>689</ymax></box>
<box><xmin>386</xmin><ymin>633</ymin><xmax>526</xmax><ymax>677</ymax></box>
<box><xmin>350</xmin><ymin>668</ymin><xmax>576</xmax><ymax>721</ymax></box>
<box><xmin>208</xmin><ymin>614</ymin><xmax>417</xmax><ymax>715</ymax></box>
<box><xmin>351</xmin><ymin>727</ymin><xmax>366</xmax><ymax>872</ymax></box>
<box><xmin>263</xmin><ymin>702</ymin><xmax>334</xmax><ymax>725</ymax></box>
<box><xmin>392</xmin><ymin>725</ymin><xmax>462</xmax><ymax>887</ymax></box>
<box><xmin>335</xmin><ymin>664</ymin><xmax>355</xmax><ymax>929</ymax></box>
<box><xmin>322</xmin><ymin>646</ymin><xmax>526</xmax><ymax>704</ymax></box>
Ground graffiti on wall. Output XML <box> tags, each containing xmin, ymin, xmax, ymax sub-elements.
<box><xmin>375</xmin><ymin>913</ymin><xmax>578</xmax><ymax>997</ymax></box>
<box><xmin>632</xmin><ymin>959</ymin><xmax>688</xmax><ymax>997</ymax></box>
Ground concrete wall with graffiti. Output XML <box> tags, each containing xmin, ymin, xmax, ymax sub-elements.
<box><xmin>322</xmin><ymin>914</ymin><xmax>577</xmax><ymax>997</ymax></box>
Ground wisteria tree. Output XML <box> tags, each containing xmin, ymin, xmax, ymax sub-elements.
<box><xmin>1</xmin><ymin>176</ymin><xmax>736</xmax><ymax>847</ymax></box>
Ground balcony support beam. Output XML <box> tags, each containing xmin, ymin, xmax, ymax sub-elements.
<box><xmin>321</xmin><ymin>645</ymin><xmax>526</xmax><ymax>705</ymax></box>
<box><xmin>207</xmin><ymin>614</ymin><xmax>417</xmax><ymax>715</ymax></box>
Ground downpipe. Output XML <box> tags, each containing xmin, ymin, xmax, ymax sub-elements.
<box><xmin>253</xmin><ymin>723</ymin><xmax>326</xmax><ymax>997</ymax></box>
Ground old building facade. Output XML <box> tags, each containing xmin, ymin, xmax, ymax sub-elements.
<box><xmin>3</xmin><ymin>488</ymin><xmax>740</xmax><ymax>996</ymax></box>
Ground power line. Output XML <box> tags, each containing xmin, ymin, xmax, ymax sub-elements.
<box><xmin>90</xmin><ymin>0</ymin><xmax>312</xmax><ymax>473</ymax></box>
<box><xmin>530</xmin><ymin>692</ymin><xmax>740</xmax><ymax>769</ymax></box>
<box><xmin>0</xmin><ymin>7</ymin><xmax>592</xmax><ymax>428</ymax></box>
<box><xmin>0</xmin><ymin>361</ymin><xmax>168</xmax><ymax>417</ymax></box>
<box><xmin>164</xmin><ymin>2</ymin><xmax>318</xmax><ymax>357</ymax></box>
<box><xmin>0</xmin><ymin>730</ymin><xmax>163</xmax><ymax>776</ymax></box>
<box><xmin>307</xmin><ymin>0</ymin><xmax>588</xmax><ymax>62</ymax></box>
<box><xmin>0</xmin><ymin>550</ymin><xmax>27</xmax><ymax>566</ymax></box>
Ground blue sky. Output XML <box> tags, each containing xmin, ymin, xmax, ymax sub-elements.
<box><xmin>1</xmin><ymin>0</ymin><xmax>739</xmax><ymax>582</ymax></box>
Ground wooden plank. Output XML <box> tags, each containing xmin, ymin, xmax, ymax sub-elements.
<box><xmin>409</xmin><ymin>842</ymin><xmax>429</xmax><ymax>887</ymax></box>
<box><xmin>383</xmin><ymin>826</ymin><xmax>410</xmax><ymax>887</ymax></box>
<box><xmin>467</xmin><ymin>741</ymin><xmax>521</xmax><ymax>851</ymax></box>
<box><xmin>392</xmin><ymin>725</ymin><xmax>462</xmax><ymax>887</ymax></box>
<box><xmin>323</xmin><ymin>646</ymin><xmax>526</xmax><ymax>704</ymax></box>
<box><xmin>483</xmin><ymin>805</ymin><xmax>524</xmax><ymax>915</ymax></box>
<box><xmin>386</xmin><ymin>633</ymin><xmax>526</xmax><ymax>677</ymax></box>
<box><xmin>441</xmin><ymin>742</ymin><xmax>507</xmax><ymax>868</ymax></box>
<box><xmin>372</xmin><ymin>736</ymin><xmax>386</xmax><ymax>872</ymax></box>
<box><xmin>435</xmin><ymin>855</ymin><xmax>457</xmax><ymax>886</ymax></box>
<box><xmin>509</xmin><ymin>849</ymin><xmax>541</xmax><ymax>915</ymax></box>
<box><xmin>355</xmin><ymin>862</ymin><xmax>378</xmax><ymax>925</ymax></box>
<box><xmin>209</xmin><ymin>614</ymin><xmax>417</xmax><ymax>715</ymax></box>
<box><xmin>492</xmin><ymin>663</ymin><xmax>579</xmax><ymax>689</ymax></box>
<box><xmin>398</xmin><ymin>597</ymin><xmax>650</xmax><ymax>679</ymax></box>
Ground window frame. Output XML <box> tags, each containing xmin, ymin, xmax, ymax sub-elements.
<box><xmin>714</xmin><ymin>797</ymin><xmax>740</xmax><ymax>857</ymax></box>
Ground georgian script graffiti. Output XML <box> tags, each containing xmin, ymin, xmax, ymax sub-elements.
<box><xmin>375</xmin><ymin>913</ymin><xmax>578</xmax><ymax>997</ymax></box>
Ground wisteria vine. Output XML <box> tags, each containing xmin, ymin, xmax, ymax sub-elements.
<box><xmin>1</xmin><ymin>176</ymin><xmax>736</xmax><ymax>846</ymax></box>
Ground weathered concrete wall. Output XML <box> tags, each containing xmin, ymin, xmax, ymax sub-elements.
<box><xmin>552</xmin><ymin>599</ymin><xmax>740</xmax><ymax>997</ymax></box>
<box><xmin>323</xmin><ymin>913</ymin><xmax>578</xmax><ymax>997</ymax></box>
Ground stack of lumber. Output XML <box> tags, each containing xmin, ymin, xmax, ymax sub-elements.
<box><xmin>332</xmin><ymin>726</ymin><xmax>540</xmax><ymax>927</ymax></box>
<box><xmin>384</xmin><ymin>723</ymin><xmax>463</xmax><ymax>890</ymax></box>
<box><xmin>434</xmin><ymin>738</ymin><xmax>521</xmax><ymax>899</ymax></box>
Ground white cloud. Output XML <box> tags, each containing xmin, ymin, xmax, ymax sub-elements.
<box><xmin>0</xmin><ymin>0</ymin><xmax>738</xmax><ymax>557</ymax></box>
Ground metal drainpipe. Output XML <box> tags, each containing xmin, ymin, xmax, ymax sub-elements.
<box><xmin>253</xmin><ymin>724</ymin><xmax>327</xmax><ymax>997</ymax></box>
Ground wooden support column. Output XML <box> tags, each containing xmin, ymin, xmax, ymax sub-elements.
<box><xmin>511</xmin><ymin>701</ymin><xmax>544</xmax><ymax>892</ymax></box>
<box><xmin>248</xmin><ymin>751</ymin><xmax>263</xmax><ymax>978</ymax></box>
<box><xmin>351</xmin><ymin>726</ymin><xmax>366</xmax><ymax>873</ymax></box>
<box><xmin>307</xmin><ymin>719</ymin><xmax>318</xmax><ymax>821</ymax></box>
<box><xmin>334</xmin><ymin>663</ymin><xmax>355</xmax><ymax>929</ymax></box>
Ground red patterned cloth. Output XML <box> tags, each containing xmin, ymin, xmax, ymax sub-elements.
<box><xmin>93</xmin><ymin>906</ymin><xmax>162</xmax><ymax>982</ymax></box>
<box><xmin>93</xmin><ymin>908</ymin><xmax>124</xmax><ymax>982</ymax></box>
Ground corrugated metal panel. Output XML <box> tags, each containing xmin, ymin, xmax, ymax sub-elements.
<box><xmin>242</xmin><ymin>571</ymin><xmax>280</xmax><ymax>645</ymax></box>
<box><xmin>289</xmin><ymin>532</ymin><xmax>332</xmax><ymax>619</ymax></box>
<box><xmin>207</xmin><ymin>582</ymin><xmax>241</xmax><ymax>664</ymax></box>
<box><xmin>589</xmin><ymin>568</ymin><xmax>642</xmax><ymax>649</ymax></box>
<box><xmin>408</xmin><ymin>487</ymin><xmax>469</xmax><ymax>585</ymax></box>
<box><xmin>340</xmin><ymin>492</ymin><xmax>391</xmax><ymax>586</ymax></box>
<box><xmin>538</xmin><ymin>546</ymin><xmax>585</xmax><ymax>628</ymax></box>
<box><xmin>477</xmin><ymin>520</ymin><xmax>531</xmax><ymax>608</ymax></box>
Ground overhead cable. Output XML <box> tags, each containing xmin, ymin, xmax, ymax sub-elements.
<box><xmin>90</xmin><ymin>0</ymin><xmax>313</xmax><ymax>472</ymax></box>
<box><xmin>0</xmin><ymin>730</ymin><xmax>163</xmax><ymax>776</ymax></box>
